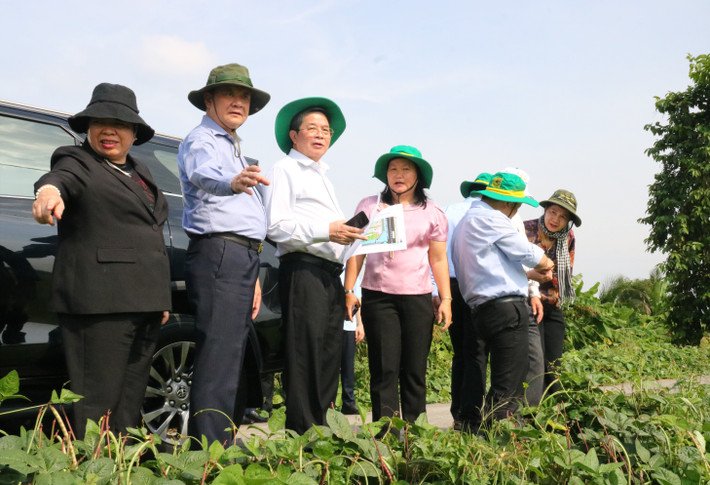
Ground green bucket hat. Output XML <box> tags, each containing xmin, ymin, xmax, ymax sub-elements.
<box><xmin>274</xmin><ymin>97</ymin><xmax>346</xmax><ymax>154</ymax></box>
<box><xmin>459</xmin><ymin>172</ymin><xmax>492</xmax><ymax>198</ymax></box>
<box><xmin>188</xmin><ymin>63</ymin><xmax>271</xmax><ymax>115</ymax></box>
<box><xmin>540</xmin><ymin>189</ymin><xmax>581</xmax><ymax>226</ymax></box>
<box><xmin>373</xmin><ymin>145</ymin><xmax>434</xmax><ymax>189</ymax></box>
<box><xmin>470</xmin><ymin>172</ymin><xmax>539</xmax><ymax>207</ymax></box>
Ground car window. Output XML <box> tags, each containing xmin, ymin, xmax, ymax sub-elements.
<box><xmin>129</xmin><ymin>141</ymin><xmax>182</xmax><ymax>195</ymax></box>
<box><xmin>0</xmin><ymin>115</ymin><xmax>77</xmax><ymax>197</ymax></box>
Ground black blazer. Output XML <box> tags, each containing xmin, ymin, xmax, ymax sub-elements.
<box><xmin>34</xmin><ymin>143</ymin><xmax>171</xmax><ymax>314</ymax></box>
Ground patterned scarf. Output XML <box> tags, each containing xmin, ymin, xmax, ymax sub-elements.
<box><xmin>539</xmin><ymin>215</ymin><xmax>575</xmax><ymax>304</ymax></box>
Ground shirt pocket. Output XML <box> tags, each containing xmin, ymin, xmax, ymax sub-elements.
<box><xmin>97</xmin><ymin>247</ymin><xmax>137</xmax><ymax>263</ymax></box>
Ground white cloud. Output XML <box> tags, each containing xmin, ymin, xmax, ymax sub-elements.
<box><xmin>139</xmin><ymin>35</ymin><xmax>218</xmax><ymax>75</ymax></box>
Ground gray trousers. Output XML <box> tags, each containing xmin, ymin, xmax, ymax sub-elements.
<box><xmin>524</xmin><ymin>310</ymin><xmax>545</xmax><ymax>406</ymax></box>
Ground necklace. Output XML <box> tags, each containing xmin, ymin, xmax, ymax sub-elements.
<box><xmin>105</xmin><ymin>159</ymin><xmax>133</xmax><ymax>177</ymax></box>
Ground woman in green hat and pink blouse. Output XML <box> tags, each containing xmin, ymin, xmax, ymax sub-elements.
<box><xmin>343</xmin><ymin>145</ymin><xmax>452</xmax><ymax>427</ymax></box>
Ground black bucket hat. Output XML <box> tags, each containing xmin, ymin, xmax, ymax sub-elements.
<box><xmin>188</xmin><ymin>63</ymin><xmax>270</xmax><ymax>115</ymax></box>
<box><xmin>68</xmin><ymin>83</ymin><xmax>154</xmax><ymax>145</ymax></box>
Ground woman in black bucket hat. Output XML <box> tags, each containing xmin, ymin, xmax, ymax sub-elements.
<box><xmin>32</xmin><ymin>83</ymin><xmax>171</xmax><ymax>438</ymax></box>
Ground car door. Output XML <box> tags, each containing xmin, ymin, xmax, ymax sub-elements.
<box><xmin>0</xmin><ymin>105</ymin><xmax>82</xmax><ymax>404</ymax></box>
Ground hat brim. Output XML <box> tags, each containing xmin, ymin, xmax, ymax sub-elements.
<box><xmin>373</xmin><ymin>153</ymin><xmax>433</xmax><ymax>189</ymax></box>
<box><xmin>471</xmin><ymin>189</ymin><xmax>539</xmax><ymax>207</ymax></box>
<box><xmin>459</xmin><ymin>181</ymin><xmax>488</xmax><ymax>198</ymax></box>
<box><xmin>274</xmin><ymin>97</ymin><xmax>346</xmax><ymax>154</ymax></box>
<box><xmin>68</xmin><ymin>103</ymin><xmax>154</xmax><ymax>145</ymax></box>
<box><xmin>540</xmin><ymin>200</ymin><xmax>582</xmax><ymax>226</ymax></box>
<box><xmin>188</xmin><ymin>83</ymin><xmax>271</xmax><ymax>115</ymax></box>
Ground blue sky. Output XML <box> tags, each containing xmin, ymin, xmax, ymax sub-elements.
<box><xmin>2</xmin><ymin>0</ymin><xmax>708</xmax><ymax>288</ymax></box>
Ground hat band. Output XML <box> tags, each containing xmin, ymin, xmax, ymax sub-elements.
<box><xmin>213</xmin><ymin>74</ymin><xmax>253</xmax><ymax>87</ymax></box>
<box><xmin>394</xmin><ymin>151</ymin><xmax>417</xmax><ymax>157</ymax></box>
<box><xmin>553</xmin><ymin>194</ymin><xmax>576</xmax><ymax>207</ymax></box>
<box><xmin>486</xmin><ymin>186</ymin><xmax>525</xmax><ymax>198</ymax></box>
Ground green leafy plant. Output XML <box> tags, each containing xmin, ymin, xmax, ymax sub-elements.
<box><xmin>2</xmin><ymin>271</ymin><xmax>710</xmax><ymax>483</ymax></box>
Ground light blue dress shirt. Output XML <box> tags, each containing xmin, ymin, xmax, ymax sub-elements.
<box><xmin>451</xmin><ymin>199</ymin><xmax>544</xmax><ymax>308</ymax></box>
<box><xmin>178</xmin><ymin>115</ymin><xmax>267</xmax><ymax>240</ymax></box>
<box><xmin>444</xmin><ymin>197</ymin><xmax>476</xmax><ymax>278</ymax></box>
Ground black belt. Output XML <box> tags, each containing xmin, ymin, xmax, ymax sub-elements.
<box><xmin>279</xmin><ymin>252</ymin><xmax>343</xmax><ymax>276</ymax></box>
<box><xmin>475</xmin><ymin>295</ymin><xmax>526</xmax><ymax>312</ymax></box>
<box><xmin>188</xmin><ymin>232</ymin><xmax>263</xmax><ymax>254</ymax></box>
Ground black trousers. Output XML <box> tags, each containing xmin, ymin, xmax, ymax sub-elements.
<box><xmin>448</xmin><ymin>278</ymin><xmax>481</xmax><ymax>421</ymax></box>
<box><xmin>539</xmin><ymin>304</ymin><xmax>566</xmax><ymax>394</ymax></box>
<box><xmin>361</xmin><ymin>289</ymin><xmax>433</xmax><ymax>423</ymax></box>
<box><xmin>186</xmin><ymin>237</ymin><xmax>259</xmax><ymax>444</ymax></box>
<box><xmin>461</xmin><ymin>298</ymin><xmax>529</xmax><ymax>430</ymax></box>
<box><xmin>279</xmin><ymin>257</ymin><xmax>345</xmax><ymax>434</ymax></box>
<box><xmin>340</xmin><ymin>330</ymin><xmax>356</xmax><ymax>407</ymax></box>
<box><xmin>59</xmin><ymin>312</ymin><xmax>161</xmax><ymax>438</ymax></box>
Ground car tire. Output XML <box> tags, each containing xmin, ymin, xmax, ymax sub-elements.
<box><xmin>141</xmin><ymin>321</ymin><xmax>195</xmax><ymax>443</ymax></box>
<box><xmin>141</xmin><ymin>319</ymin><xmax>251</xmax><ymax>443</ymax></box>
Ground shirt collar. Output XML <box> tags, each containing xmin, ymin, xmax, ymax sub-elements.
<box><xmin>200</xmin><ymin>115</ymin><xmax>242</xmax><ymax>143</ymax></box>
<box><xmin>288</xmin><ymin>148</ymin><xmax>330</xmax><ymax>173</ymax></box>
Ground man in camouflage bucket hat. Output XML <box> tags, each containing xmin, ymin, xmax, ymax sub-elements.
<box><xmin>178</xmin><ymin>63</ymin><xmax>271</xmax><ymax>444</ymax></box>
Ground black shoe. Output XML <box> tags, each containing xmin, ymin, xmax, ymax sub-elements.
<box><xmin>341</xmin><ymin>403</ymin><xmax>359</xmax><ymax>415</ymax></box>
<box><xmin>246</xmin><ymin>410</ymin><xmax>268</xmax><ymax>423</ymax></box>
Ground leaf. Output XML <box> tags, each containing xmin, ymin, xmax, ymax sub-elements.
<box><xmin>35</xmin><ymin>447</ymin><xmax>70</xmax><ymax>474</ymax></box>
<box><xmin>651</xmin><ymin>467</ymin><xmax>682</xmax><ymax>485</ymax></box>
<box><xmin>0</xmin><ymin>465</ymin><xmax>27</xmax><ymax>484</ymax></box>
<box><xmin>126</xmin><ymin>466</ymin><xmax>160</xmax><ymax>485</ymax></box>
<box><xmin>348</xmin><ymin>460</ymin><xmax>381</xmax><ymax>478</ymax></box>
<box><xmin>573</xmin><ymin>448</ymin><xmax>599</xmax><ymax>473</ymax></box>
<box><xmin>0</xmin><ymin>371</ymin><xmax>20</xmax><ymax>400</ymax></box>
<box><xmin>268</xmin><ymin>407</ymin><xmax>286</xmax><ymax>433</ymax></box>
<box><xmin>326</xmin><ymin>408</ymin><xmax>354</xmax><ymax>441</ymax></box>
<box><xmin>690</xmin><ymin>430</ymin><xmax>706</xmax><ymax>453</ymax></box>
<box><xmin>606</xmin><ymin>467</ymin><xmax>625</xmax><ymax>485</ymax></box>
<box><xmin>635</xmin><ymin>438</ymin><xmax>651</xmax><ymax>464</ymax></box>
<box><xmin>50</xmin><ymin>388</ymin><xmax>83</xmax><ymax>404</ymax></box>
<box><xmin>33</xmin><ymin>470</ymin><xmax>76</xmax><ymax>485</ymax></box>
<box><xmin>208</xmin><ymin>439</ymin><xmax>226</xmax><ymax>462</ymax></box>
<box><xmin>285</xmin><ymin>471</ymin><xmax>319</xmax><ymax>484</ymax></box>
<box><xmin>244</xmin><ymin>463</ymin><xmax>274</xmax><ymax>479</ymax></box>
<box><xmin>82</xmin><ymin>457</ymin><xmax>118</xmax><ymax>479</ymax></box>
<box><xmin>310</xmin><ymin>440</ymin><xmax>335</xmax><ymax>460</ymax></box>
<box><xmin>213</xmin><ymin>464</ymin><xmax>245</xmax><ymax>485</ymax></box>
<box><xmin>0</xmin><ymin>448</ymin><xmax>43</xmax><ymax>474</ymax></box>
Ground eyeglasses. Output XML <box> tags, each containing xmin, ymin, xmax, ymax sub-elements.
<box><xmin>299</xmin><ymin>125</ymin><xmax>334</xmax><ymax>137</ymax></box>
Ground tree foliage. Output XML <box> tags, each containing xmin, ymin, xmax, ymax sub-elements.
<box><xmin>641</xmin><ymin>54</ymin><xmax>710</xmax><ymax>343</ymax></box>
<box><xmin>599</xmin><ymin>267</ymin><xmax>668</xmax><ymax>316</ymax></box>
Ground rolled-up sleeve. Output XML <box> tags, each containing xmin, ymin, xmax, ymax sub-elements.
<box><xmin>181</xmin><ymin>136</ymin><xmax>234</xmax><ymax>197</ymax></box>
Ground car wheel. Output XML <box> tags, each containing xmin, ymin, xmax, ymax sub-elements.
<box><xmin>141</xmin><ymin>336</ymin><xmax>194</xmax><ymax>444</ymax></box>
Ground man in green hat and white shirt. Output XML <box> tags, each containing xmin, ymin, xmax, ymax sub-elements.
<box><xmin>264</xmin><ymin>97</ymin><xmax>364</xmax><ymax>434</ymax></box>
<box><xmin>451</xmin><ymin>172</ymin><xmax>554</xmax><ymax>434</ymax></box>
<box><xmin>178</xmin><ymin>63</ymin><xmax>270</xmax><ymax>444</ymax></box>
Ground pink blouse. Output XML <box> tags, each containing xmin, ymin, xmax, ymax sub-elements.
<box><xmin>354</xmin><ymin>195</ymin><xmax>448</xmax><ymax>295</ymax></box>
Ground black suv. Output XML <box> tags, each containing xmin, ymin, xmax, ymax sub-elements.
<box><xmin>0</xmin><ymin>100</ymin><xmax>283</xmax><ymax>441</ymax></box>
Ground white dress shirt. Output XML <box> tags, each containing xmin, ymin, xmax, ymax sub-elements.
<box><xmin>264</xmin><ymin>149</ymin><xmax>346</xmax><ymax>263</ymax></box>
